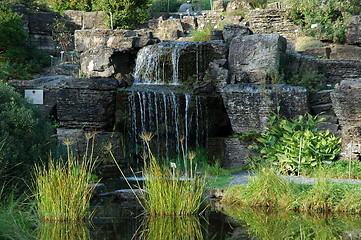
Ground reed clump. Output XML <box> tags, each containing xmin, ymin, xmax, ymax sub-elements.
<box><xmin>108</xmin><ymin>132</ymin><xmax>206</xmax><ymax>216</ymax></box>
<box><xmin>34</xmin><ymin>136</ymin><xmax>97</xmax><ymax>222</ymax></box>
<box><xmin>222</xmin><ymin>168</ymin><xmax>294</xmax><ymax>209</ymax></box>
<box><xmin>0</xmin><ymin>190</ymin><xmax>37</xmax><ymax>240</ymax></box>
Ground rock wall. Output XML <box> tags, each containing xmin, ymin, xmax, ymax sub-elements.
<box><xmin>11</xmin><ymin>6</ymin><xmax>107</xmax><ymax>54</ymax></box>
<box><xmin>221</xmin><ymin>83</ymin><xmax>309</xmax><ymax>133</ymax></box>
<box><xmin>331</xmin><ymin>79</ymin><xmax>361</xmax><ymax>160</ymax></box>
<box><xmin>248</xmin><ymin>9</ymin><xmax>300</xmax><ymax>40</ymax></box>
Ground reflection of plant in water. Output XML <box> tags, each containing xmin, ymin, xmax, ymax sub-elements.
<box><xmin>139</xmin><ymin>216</ymin><xmax>203</xmax><ymax>240</ymax></box>
<box><xmin>37</xmin><ymin>221</ymin><xmax>90</xmax><ymax>240</ymax></box>
<box><xmin>223</xmin><ymin>206</ymin><xmax>361</xmax><ymax>240</ymax></box>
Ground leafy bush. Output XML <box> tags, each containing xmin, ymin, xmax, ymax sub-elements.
<box><xmin>0</xmin><ymin>5</ymin><xmax>50</xmax><ymax>80</ymax></box>
<box><xmin>0</xmin><ymin>5</ymin><xmax>27</xmax><ymax>56</ymax></box>
<box><xmin>92</xmin><ymin>0</ymin><xmax>150</xmax><ymax>29</ymax></box>
<box><xmin>0</xmin><ymin>82</ymin><xmax>54</xmax><ymax>181</ymax></box>
<box><xmin>285</xmin><ymin>0</ymin><xmax>361</xmax><ymax>42</ymax></box>
<box><xmin>48</xmin><ymin>0</ymin><xmax>92</xmax><ymax>12</ymax></box>
<box><xmin>252</xmin><ymin>111</ymin><xmax>341</xmax><ymax>175</ymax></box>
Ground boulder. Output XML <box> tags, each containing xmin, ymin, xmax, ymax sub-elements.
<box><xmin>228</xmin><ymin>34</ymin><xmax>287</xmax><ymax>83</ymax></box>
<box><xmin>221</xmin><ymin>83</ymin><xmax>309</xmax><ymax>133</ymax></box>
<box><xmin>82</xmin><ymin>11</ymin><xmax>107</xmax><ymax>29</ymax></box>
<box><xmin>154</xmin><ymin>18</ymin><xmax>185</xmax><ymax>40</ymax></box>
<box><xmin>331</xmin><ymin>79</ymin><xmax>361</xmax><ymax>160</ymax></box>
<box><xmin>226</xmin><ymin>0</ymin><xmax>251</xmax><ymax>13</ymax></box>
<box><xmin>178</xmin><ymin>3</ymin><xmax>193</xmax><ymax>12</ymax></box>
<box><xmin>212</xmin><ymin>0</ymin><xmax>226</xmax><ymax>12</ymax></box>
<box><xmin>63</xmin><ymin>10</ymin><xmax>84</xmax><ymax>32</ymax></box>
<box><xmin>346</xmin><ymin>15</ymin><xmax>361</xmax><ymax>46</ymax></box>
<box><xmin>222</xmin><ymin>23</ymin><xmax>252</xmax><ymax>43</ymax></box>
<box><xmin>75</xmin><ymin>29</ymin><xmax>157</xmax><ymax>53</ymax></box>
<box><xmin>80</xmin><ymin>46</ymin><xmax>115</xmax><ymax>78</ymax></box>
<box><xmin>329</xmin><ymin>45</ymin><xmax>361</xmax><ymax>60</ymax></box>
<box><xmin>203</xmin><ymin>59</ymin><xmax>229</xmax><ymax>91</ymax></box>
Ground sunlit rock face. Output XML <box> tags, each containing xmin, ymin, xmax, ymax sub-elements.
<box><xmin>228</xmin><ymin>34</ymin><xmax>287</xmax><ymax>84</ymax></box>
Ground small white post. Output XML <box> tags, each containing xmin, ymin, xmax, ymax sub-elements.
<box><xmin>110</xmin><ymin>12</ymin><xmax>113</xmax><ymax>30</ymax></box>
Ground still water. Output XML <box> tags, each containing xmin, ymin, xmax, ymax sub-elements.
<box><xmin>37</xmin><ymin>201</ymin><xmax>361</xmax><ymax>240</ymax></box>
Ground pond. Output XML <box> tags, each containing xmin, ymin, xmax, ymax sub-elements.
<box><xmin>37</xmin><ymin>200</ymin><xmax>361</xmax><ymax>240</ymax></box>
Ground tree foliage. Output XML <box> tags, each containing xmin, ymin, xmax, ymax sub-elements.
<box><xmin>92</xmin><ymin>0</ymin><xmax>151</xmax><ymax>29</ymax></box>
<box><xmin>286</xmin><ymin>0</ymin><xmax>361</xmax><ymax>42</ymax></box>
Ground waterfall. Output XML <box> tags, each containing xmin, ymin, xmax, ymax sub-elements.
<box><xmin>133</xmin><ymin>42</ymin><xmax>205</xmax><ymax>85</ymax></box>
<box><xmin>124</xmin><ymin>88</ymin><xmax>207</xmax><ymax>160</ymax></box>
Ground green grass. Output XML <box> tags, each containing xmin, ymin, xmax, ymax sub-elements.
<box><xmin>221</xmin><ymin>168</ymin><xmax>361</xmax><ymax>213</ymax></box>
<box><xmin>0</xmin><ymin>192</ymin><xmax>37</xmax><ymax>240</ymax></box>
<box><xmin>108</xmin><ymin>132</ymin><xmax>206</xmax><ymax>216</ymax></box>
<box><xmin>34</xmin><ymin>139</ymin><xmax>97</xmax><ymax>222</ymax></box>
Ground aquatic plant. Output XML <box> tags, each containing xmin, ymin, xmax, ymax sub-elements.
<box><xmin>34</xmin><ymin>136</ymin><xmax>97</xmax><ymax>222</ymax></box>
<box><xmin>0</xmin><ymin>190</ymin><xmax>37</xmax><ymax>240</ymax></box>
<box><xmin>108</xmin><ymin>132</ymin><xmax>206</xmax><ymax>216</ymax></box>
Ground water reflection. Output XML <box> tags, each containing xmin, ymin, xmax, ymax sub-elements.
<box><xmin>223</xmin><ymin>206</ymin><xmax>361</xmax><ymax>240</ymax></box>
<box><xmin>138</xmin><ymin>216</ymin><xmax>203</xmax><ymax>240</ymax></box>
<box><xmin>38</xmin><ymin>221</ymin><xmax>90</xmax><ymax>240</ymax></box>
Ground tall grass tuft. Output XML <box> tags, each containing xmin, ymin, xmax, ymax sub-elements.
<box><xmin>299</xmin><ymin>178</ymin><xmax>338</xmax><ymax>212</ymax></box>
<box><xmin>0</xmin><ymin>189</ymin><xmax>37</xmax><ymax>240</ymax></box>
<box><xmin>223</xmin><ymin>168</ymin><xmax>294</xmax><ymax>208</ymax></box>
<box><xmin>108</xmin><ymin>132</ymin><xmax>206</xmax><ymax>216</ymax></box>
<box><xmin>34</xmin><ymin>137</ymin><xmax>97</xmax><ymax>222</ymax></box>
<box><xmin>222</xmin><ymin>168</ymin><xmax>294</xmax><ymax>209</ymax></box>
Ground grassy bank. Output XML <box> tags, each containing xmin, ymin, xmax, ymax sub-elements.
<box><xmin>221</xmin><ymin>168</ymin><xmax>361</xmax><ymax>213</ymax></box>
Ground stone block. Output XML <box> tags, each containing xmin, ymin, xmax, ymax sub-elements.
<box><xmin>346</xmin><ymin>15</ymin><xmax>361</xmax><ymax>46</ymax></box>
<box><xmin>29</xmin><ymin>11</ymin><xmax>61</xmax><ymax>35</ymax></box>
<box><xmin>310</xmin><ymin>103</ymin><xmax>333</xmax><ymax>115</ymax></box>
<box><xmin>248</xmin><ymin>9</ymin><xmax>299</xmax><ymax>40</ymax></box>
<box><xmin>63</xmin><ymin>10</ymin><xmax>84</xmax><ymax>32</ymax></box>
<box><xmin>80</xmin><ymin>46</ymin><xmax>115</xmax><ymax>78</ymax></box>
<box><xmin>154</xmin><ymin>18</ymin><xmax>184</xmax><ymax>40</ymax></box>
<box><xmin>28</xmin><ymin>34</ymin><xmax>57</xmax><ymax>54</ymax></box>
<box><xmin>222</xmin><ymin>23</ymin><xmax>252</xmax><ymax>43</ymax></box>
<box><xmin>221</xmin><ymin>83</ymin><xmax>308</xmax><ymax>133</ymax></box>
<box><xmin>82</xmin><ymin>11</ymin><xmax>107</xmax><ymax>29</ymax></box>
<box><xmin>207</xmin><ymin>137</ymin><xmax>257</xmax><ymax>169</ymax></box>
<box><xmin>309</xmin><ymin>89</ymin><xmax>333</xmax><ymax>106</ymax></box>
<box><xmin>300</xmin><ymin>47</ymin><xmax>330</xmax><ymax>59</ymax></box>
<box><xmin>329</xmin><ymin>45</ymin><xmax>361</xmax><ymax>60</ymax></box>
<box><xmin>228</xmin><ymin>34</ymin><xmax>287</xmax><ymax>83</ymax></box>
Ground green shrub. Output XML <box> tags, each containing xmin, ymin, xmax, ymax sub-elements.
<box><xmin>0</xmin><ymin>5</ymin><xmax>50</xmax><ymax>80</ymax></box>
<box><xmin>48</xmin><ymin>0</ymin><xmax>92</xmax><ymax>12</ymax></box>
<box><xmin>0</xmin><ymin>82</ymin><xmax>54</xmax><ymax>181</ymax></box>
<box><xmin>0</xmin><ymin>5</ymin><xmax>27</xmax><ymax>56</ymax></box>
<box><xmin>285</xmin><ymin>0</ymin><xmax>361</xmax><ymax>42</ymax></box>
<box><xmin>252</xmin><ymin>111</ymin><xmax>341</xmax><ymax>175</ymax></box>
<box><xmin>92</xmin><ymin>0</ymin><xmax>150</xmax><ymax>29</ymax></box>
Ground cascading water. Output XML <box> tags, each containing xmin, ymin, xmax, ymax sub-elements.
<box><xmin>116</xmin><ymin>41</ymin><xmax>230</xmax><ymax>166</ymax></box>
<box><xmin>133</xmin><ymin>42</ymin><xmax>206</xmax><ymax>85</ymax></box>
<box><xmin>124</xmin><ymin>87</ymin><xmax>208</xmax><ymax>161</ymax></box>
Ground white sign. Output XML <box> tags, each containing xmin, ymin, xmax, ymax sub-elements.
<box><xmin>25</xmin><ymin>89</ymin><xmax>44</xmax><ymax>105</ymax></box>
